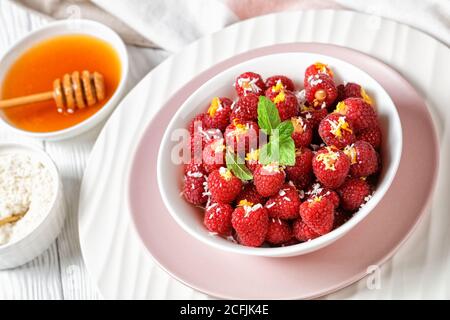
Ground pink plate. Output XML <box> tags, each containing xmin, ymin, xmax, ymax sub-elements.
<box><xmin>128</xmin><ymin>43</ymin><xmax>438</xmax><ymax>299</ymax></box>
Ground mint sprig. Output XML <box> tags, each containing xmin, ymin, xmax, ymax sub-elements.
<box><xmin>225</xmin><ymin>149</ymin><xmax>253</xmax><ymax>181</ymax></box>
<box><xmin>257</xmin><ymin>96</ymin><xmax>280</xmax><ymax>135</ymax></box>
<box><xmin>257</xmin><ymin>96</ymin><xmax>295</xmax><ymax>166</ymax></box>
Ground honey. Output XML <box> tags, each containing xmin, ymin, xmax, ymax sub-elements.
<box><xmin>1</xmin><ymin>34</ymin><xmax>121</xmax><ymax>132</ymax></box>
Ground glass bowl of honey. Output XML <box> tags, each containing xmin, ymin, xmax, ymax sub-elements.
<box><xmin>0</xmin><ymin>19</ymin><xmax>129</xmax><ymax>140</ymax></box>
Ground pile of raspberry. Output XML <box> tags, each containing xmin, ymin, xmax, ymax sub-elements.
<box><xmin>183</xmin><ymin>63</ymin><xmax>382</xmax><ymax>247</ymax></box>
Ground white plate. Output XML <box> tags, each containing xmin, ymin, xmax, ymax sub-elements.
<box><xmin>79</xmin><ymin>10</ymin><xmax>449</xmax><ymax>299</ymax></box>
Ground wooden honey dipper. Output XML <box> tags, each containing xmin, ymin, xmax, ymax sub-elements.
<box><xmin>0</xmin><ymin>71</ymin><xmax>105</xmax><ymax>114</ymax></box>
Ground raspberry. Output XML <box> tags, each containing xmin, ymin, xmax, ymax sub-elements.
<box><xmin>231</xmin><ymin>202</ymin><xmax>269</xmax><ymax>247</ymax></box>
<box><xmin>337</xmin><ymin>82</ymin><xmax>373</xmax><ymax>105</ymax></box>
<box><xmin>304</xmin><ymin>62</ymin><xmax>334</xmax><ymax>87</ymax></box>
<box><xmin>253</xmin><ymin>164</ymin><xmax>286</xmax><ymax>197</ymax></box>
<box><xmin>190</xmin><ymin>128</ymin><xmax>222</xmax><ymax>163</ymax></box>
<box><xmin>318</xmin><ymin>113</ymin><xmax>355</xmax><ymax>149</ymax></box>
<box><xmin>207</xmin><ymin>167</ymin><xmax>243</xmax><ymax>203</ymax></box>
<box><xmin>184</xmin><ymin>158</ymin><xmax>205</xmax><ymax>175</ymax></box>
<box><xmin>265</xmin><ymin>76</ymin><xmax>295</xmax><ymax>92</ymax></box>
<box><xmin>188</xmin><ymin>113</ymin><xmax>210</xmax><ymax>135</ymax></box>
<box><xmin>224</xmin><ymin>120</ymin><xmax>259</xmax><ymax>155</ymax></box>
<box><xmin>235</xmin><ymin>184</ymin><xmax>264</xmax><ymax>205</ymax></box>
<box><xmin>264</xmin><ymin>184</ymin><xmax>300</xmax><ymax>219</ymax></box>
<box><xmin>291</xmin><ymin>116</ymin><xmax>313</xmax><ymax>147</ymax></box>
<box><xmin>305</xmin><ymin>73</ymin><xmax>338</xmax><ymax>109</ymax></box>
<box><xmin>265</xmin><ymin>88</ymin><xmax>299</xmax><ymax>121</ymax></box>
<box><xmin>202</xmin><ymin>139</ymin><xmax>226</xmax><ymax>173</ymax></box>
<box><xmin>344</xmin><ymin>141</ymin><xmax>379</xmax><ymax>177</ymax></box>
<box><xmin>293</xmin><ymin>173</ymin><xmax>312</xmax><ymax>190</ymax></box>
<box><xmin>293</xmin><ymin>219</ymin><xmax>320</xmax><ymax>242</ymax></box>
<box><xmin>312</xmin><ymin>146</ymin><xmax>350</xmax><ymax>189</ymax></box>
<box><xmin>205</xmin><ymin>97</ymin><xmax>233</xmax><ymax>131</ymax></box>
<box><xmin>305</xmin><ymin>182</ymin><xmax>340</xmax><ymax>209</ymax></box>
<box><xmin>337</xmin><ymin>177</ymin><xmax>372</xmax><ymax>211</ymax></box>
<box><xmin>230</xmin><ymin>94</ymin><xmax>259</xmax><ymax>123</ymax></box>
<box><xmin>245</xmin><ymin>148</ymin><xmax>260</xmax><ymax>172</ymax></box>
<box><xmin>334</xmin><ymin>98</ymin><xmax>377</xmax><ymax>132</ymax></box>
<box><xmin>333</xmin><ymin>209</ymin><xmax>350</xmax><ymax>229</ymax></box>
<box><xmin>299</xmin><ymin>196</ymin><xmax>334</xmax><ymax>235</ymax></box>
<box><xmin>235</xmin><ymin>72</ymin><xmax>265</xmax><ymax>97</ymax></box>
<box><xmin>266</xmin><ymin>218</ymin><xmax>292</xmax><ymax>245</ymax></box>
<box><xmin>357</xmin><ymin>125</ymin><xmax>382</xmax><ymax>150</ymax></box>
<box><xmin>204</xmin><ymin>202</ymin><xmax>233</xmax><ymax>236</ymax></box>
<box><xmin>285</xmin><ymin>147</ymin><xmax>313</xmax><ymax>183</ymax></box>
<box><xmin>300</xmin><ymin>107</ymin><xmax>328</xmax><ymax>129</ymax></box>
<box><xmin>183</xmin><ymin>171</ymin><xmax>208</xmax><ymax>205</ymax></box>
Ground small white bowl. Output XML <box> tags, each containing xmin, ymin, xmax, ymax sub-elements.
<box><xmin>0</xmin><ymin>143</ymin><xmax>65</xmax><ymax>269</ymax></box>
<box><xmin>157</xmin><ymin>52</ymin><xmax>402</xmax><ymax>257</ymax></box>
<box><xmin>0</xmin><ymin>19</ymin><xmax>129</xmax><ymax>141</ymax></box>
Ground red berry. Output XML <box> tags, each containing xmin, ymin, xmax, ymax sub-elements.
<box><xmin>305</xmin><ymin>182</ymin><xmax>340</xmax><ymax>209</ymax></box>
<box><xmin>318</xmin><ymin>113</ymin><xmax>356</xmax><ymax>149</ymax></box>
<box><xmin>184</xmin><ymin>158</ymin><xmax>205</xmax><ymax>175</ymax></box>
<box><xmin>299</xmin><ymin>197</ymin><xmax>334</xmax><ymax>235</ymax></box>
<box><xmin>293</xmin><ymin>219</ymin><xmax>320</xmax><ymax>242</ymax></box>
<box><xmin>312</xmin><ymin>146</ymin><xmax>350</xmax><ymax>189</ymax></box>
<box><xmin>293</xmin><ymin>173</ymin><xmax>313</xmax><ymax>190</ymax></box>
<box><xmin>224</xmin><ymin>120</ymin><xmax>259</xmax><ymax>154</ymax></box>
<box><xmin>189</xmin><ymin>128</ymin><xmax>222</xmax><ymax>163</ymax></box>
<box><xmin>245</xmin><ymin>148</ymin><xmax>260</xmax><ymax>172</ymax></box>
<box><xmin>183</xmin><ymin>171</ymin><xmax>208</xmax><ymax>205</ymax></box>
<box><xmin>333</xmin><ymin>209</ymin><xmax>351</xmax><ymax>229</ymax></box>
<box><xmin>235</xmin><ymin>72</ymin><xmax>265</xmax><ymax>97</ymax></box>
<box><xmin>188</xmin><ymin>113</ymin><xmax>210</xmax><ymax>135</ymax></box>
<box><xmin>285</xmin><ymin>147</ymin><xmax>313</xmax><ymax>182</ymax></box>
<box><xmin>264</xmin><ymin>183</ymin><xmax>301</xmax><ymax>219</ymax></box>
<box><xmin>253</xmin><ymin>164</ymin><xmax>286</xmax><ymax>197</ymax></box>
<box><xmin>304</xmin><ymin>62</ymin><xmax>334</xmax><ymax>87</ymax></box>
<box><xmin>235</xmin><ymin>184</ymin><xmax>265</xmax><ymax>205</ymax></box>
<box><xmin>344</xmin><ymin>141</ymin><xmax>379</xmax><ymax>177</ymax></box>
<box><xmin>335</xmin><ymin>98</ymin><xmax>377</xmax><ymax>133</ymax></box>
<box><xmin>291</xmin><ymin>116</ymin><xmax>313</xmax><ymax>147</ymax></box>
<box><xmin>305</xmin><ymin>73</ymin><xmax>338</xmax><ymax>109</ymax></box>
<box><xmin>337</xmin><ymin>82</ymin><xmax>373</xmax><ymax>105</ymax></box>
<box><xmin>300</xmin><ymin>107</ymin><xmax>328</xmax><ymax>130</ymax></box>
<box><xmin>204</xmin><ymin>202</ymin><xmax>233</xmax><ymax>236</ymax></box>
<box><xmin>337</xmin><ymin>177</ymin><xmax>372</xmax><ymax>211</ymax></box>
<box><xmin>357</xmin><ymin>125</ymin><xmax>382</xmax><ymax>150</ymax></box>
<box><xmin>266</xmin><ymin>218</ymin><xmax>292</xmax><ymax>245</ymax></box>
<box><xmin>202</xmin><ymin>139</ymin><xmax>226</xmax><ymax>173</ymax></box>
<box><xmin>230</xmin><ymin>94</ymin><xmax>259</xmax><ymax>123</ymax></box>
<box><xmin>265</xmin><ymin>75</ymin><xmax>295</xmax><ymax>92</ymax></box>
<box><xmin>207</xmin><ymin>167</ymin><xmax>243</xmax><ymax>203</ymax></box>
<box><xmin>205</xmin><ymin>97</ymin><xmax>233</xmax><ymax>131</ymax></box>
<box><xmin>231</xmin><ymin>203</ymin><xmax>269</xmax><ymax>247</ymax></box>
<box><xmin>265</xmin><ymin>88</ymin><xmax>299</xmax><ymax>121</ymax></box>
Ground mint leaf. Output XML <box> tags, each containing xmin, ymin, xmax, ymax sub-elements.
<box><xmin>259</xmin><ymin>140</ymin><xmax>280</xmax><ymax>165</ymax></box>
<box><xmin>225</xmin><ymin>149</ymin><xmax>253</xmax><ymax>181</ymax></box>
<box><xmin>275</xmin><ymin>120</ymin><xmax>294</xmax><ymax>140</ymax></box>
<box><xmin>257</xmin><ymin>96</ymin><xmax>280</xmax><ymax>135</ymax></box>
<box><xmin>278</xmin><ymin>137</ymin><xmax>295</xmax><ymax>166</ymax></box>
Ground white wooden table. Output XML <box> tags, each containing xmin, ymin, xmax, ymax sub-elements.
<box><xmin>0</xmin><ymin>1</ymin><xmax>168</xmax><ymax>299</ymax></box>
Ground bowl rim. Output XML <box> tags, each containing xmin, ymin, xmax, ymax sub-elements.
<box><xmin>156</xmin><ymin>51</ymin><xmax>403</xmax><ymax>257</ymax></box>
<box><xmin>0</xmin><ymin>142</ymin><xmax>62</xmax><ymax>251</ymax></box>
<box><xmin>0</xmin><ymin>19</ymin><xmax>129</xmax><ymax>140</ymax></box>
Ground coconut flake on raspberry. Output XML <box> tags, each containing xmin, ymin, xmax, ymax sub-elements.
<box><xmin>237</xmin><ymin>77</ymin><xmax>262</xmax><ymax>96</ymax></box>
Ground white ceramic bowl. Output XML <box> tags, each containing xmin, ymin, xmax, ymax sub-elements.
<box><xmin>157</xmin><ymin>52</ymin><xmax>402</xmax><ymax>257</ymax></box>
<box><xmin>0</xmin><ymin>143</ymin><xmax>65</xmax><ymax>269</ymax></box>
<box><xmin>0</xmin><ymin>19</ymin><xmax>129</xmax><ymax>141</ymax></box>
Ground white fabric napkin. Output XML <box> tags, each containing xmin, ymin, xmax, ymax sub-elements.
<box><xmin>12</xmin><ymin>0</ymin><xmax>449</xmax><ymax>52</ymax></box>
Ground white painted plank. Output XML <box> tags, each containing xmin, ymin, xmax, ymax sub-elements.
<box><xmin>0</xmin><ymin>0</ymin><xmax>63</xmax><ymax>300</ymax></box>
